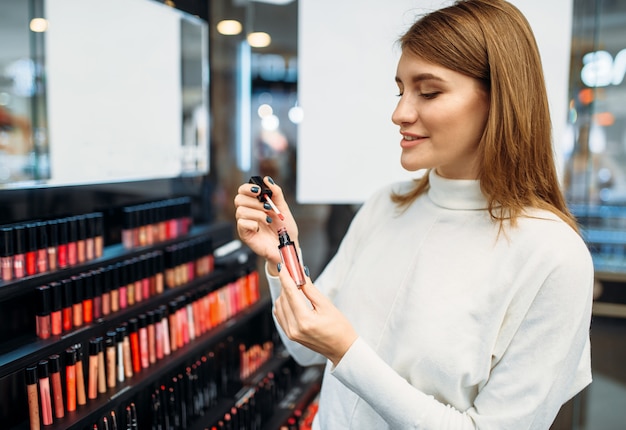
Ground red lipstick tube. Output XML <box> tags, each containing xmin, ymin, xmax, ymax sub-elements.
<box><xmin>277</xmin><ymin>227</ymin><xmax>306</xmax><ymax>286</ymax></box>
<box><xmin>82</xmin><ymin>273</ymin><xmax>94</xmax><ymax>324</ymax></box>
<box><xmin>57</xmin><ymin>218</ymin><xmax>68</xmax><ymax>269</ymax></box>
<box><xmin>128</xmin><ymin>318</ymin><xmax>142</xmax><ymax>373</ymax></box>
<box><xmin>25</xmin><ymin>223</ymin><xmax>38</xmax><ymax>276</ymax></box>
<box><xmin>61</xmin><ymin>278</ymin><xmax>73</xmax><ymax>332</ymax></box>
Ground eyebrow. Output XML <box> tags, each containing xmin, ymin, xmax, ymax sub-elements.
<box><xmin>395</xmin><ymin>73</ymin><xmax>445</xmax><ymax>84</ymax></box>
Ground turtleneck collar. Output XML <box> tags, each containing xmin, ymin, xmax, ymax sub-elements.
<box><xmin>427</xmin><ymin>169</ymin><xmax>488</xmax><ymax>210</ymax></box>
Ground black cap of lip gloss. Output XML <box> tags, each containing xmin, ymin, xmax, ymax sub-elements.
<box><xmin>128</xmin><ymin>318</ymin><xmax>138</xmax><ymax>333</ymax></box>
<box><xmin>49</xmin><ymin>281</ymin><xmax>62</xmax><ymax>313</ymax></box>
<box><xmin>89</xmin><ymin>337</ymin><xmax>101</xmax><ymax>356</ymax></box>
<box><xmin>65</xmin><ymin>347</ymin><xmax>77</xmax><ymax>366</ymax></box>
<box><xmin>25</xmin><ymin>223</ymin><xmax>38</xmax><ymax>253</ymax></box>
<box><xmin>37</xmin><ymin>222</ymin><xmax>48</xmax><ymax>250</ymax></box>
<box><xmin>46</xmin><ymin>219</ymin><xmax>58</xmax><ymax>248</ymax></box>
<box><xmin>68</xmin><ymin>217</ymin><xmax>78</xmax><ymax>243</ymax></box>
<box><xmin>61</xmin><ymin>278</ymin><xmax>73</xmax><ymax>308</ymax></box>
<box><xmin>76</xmin><ymin>215</ymin><xmax>87</xmax><ymax>241</ymax></box>
<box><xmin>138</xmin><ymin>313</ymin><xmax>147</xmax><ymax>329</ymax></box>
<box><xmin>105</xmin><ymin>331</ymin><xmax>116</xmax><ymax>348</ymax></box>
<box><xmin>36</xmin><ymin>285</ymin><xmax>51</xmax><ymax>317</ymax></box>
<box><xmin>116</xmin><ymin>325</ymin><xmax>127</xmax><ymax>343</ymax></box>
<box><xmin>49</xmin><ymin>354</ymin><xmax>61</xmax><ymax>374</ymax></box>
<box><xmin>37</xmin><ymin>360</ymin><xmax>49</xmax><ymax>379</ymax></box>
<box><xmin>57</xmin><ymin>218</ymin><xmax>68</xmax><ymax>246</ymax></box>
<box><xmin>0</xmin><ymin>226</ymin><xmax>12</xmax><ymax>257</ymax></box>
<box><xmin>123</xmin><ymin>207</ymin><xmax>136</xmax><ymax>231</ymax></box>
<box><xmin>249</xmin><ymin>176</ymin><xmax>272</xmax><ymax>202</ymax></box>
<box><xmin>92</xmin><ymin>269</ymin><xmax>103</xmax><ymax>297</ymax></box>
<box><xmin>83</xmin><ymin>272</ymin><xmax>93</xmax><ymax>300</ymax></box>
<box><xmin>25</xmin><ymin>365</ymin><xmax>38</xmax><ymax>385</ymax></box>
<box><xmin>72</xmin><ymin>275</ymin><xmax>84</xmax><ymax>304</ymax></box>
<box><xmin>13</xmin><ymin>225</ymin><xmax>25</xmax><ymax>255</ymax></box>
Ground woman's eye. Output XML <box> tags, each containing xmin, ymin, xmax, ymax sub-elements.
<box><xmin>420</xmin><ymin>92</ymin><xmax>440</xmax><ymax>100</ymax></box>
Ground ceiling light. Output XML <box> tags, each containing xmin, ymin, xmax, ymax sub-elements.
<box><xmin>217</xmin><ymin>20</ymin><xmax>242</xmax><ymax>36</ymax></box>
<box><xmin>247</xmin><ymin>32</ymin><xmax>271</xmax><ymax>48</ymax></box>
<box><xmin>29</xmin><ymin>18</ymin><xmax>48</xmax><ymax>32</ymax></box>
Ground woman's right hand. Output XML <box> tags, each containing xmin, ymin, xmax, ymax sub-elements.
<box><xmin>233</xmin><ymin>176</ymin><xmax>299</xmax><ymax>269</ymax></box>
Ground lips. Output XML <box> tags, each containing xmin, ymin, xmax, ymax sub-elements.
<box><xmin>400</xmin><ymin>132</ymin><xmax>427</xmax><ymax>148</ymax></box>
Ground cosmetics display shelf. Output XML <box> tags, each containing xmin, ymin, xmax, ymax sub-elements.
<box><xmin>0</xmin><ymin>263</ymin><xmax>251</xmax><ymax>380</ymax></box>
<box><xmin>11</xmin><ymin>297</ymin><xmax>272</xmax><ymax>430</ymax></box>
<box><xmin>0</xmin><ymin>221</ymin><xmax>234</xmax><ymax>303</ymax></box>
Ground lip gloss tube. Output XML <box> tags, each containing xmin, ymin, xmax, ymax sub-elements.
<box><xmin>92</xmin><ymin>269</ymin><xmax>103</xmax><ymax>320</ymax></box>
<box><xmin>88</xmin><ymin>338</ymin><xmax>99</xmax><ymax>400</ymax></box>
<box><xmin>49</xmin><ymin>281</ymin><xmax>63</xmax><ymax>336</ymax></box>
<box><xmin>138</xmin><ymin>314</ymin><xmax>149</xmax><ymax>369</ymax></box>
<box><xmin>168</xmin><ymin>300</ymin><xmax>179</xmax><ymax>352</ymax></box>
<box><xmin>82</xmin><ymin>272</ymin><xmax>94</xmax><ymax>324</ymax></box>
<box><xmin>102</xmin><ymin>266</ymin><xmax>112</xmax><ymax>317</ymax></box>
<box><xmin>25</xmin><ymin>365</ymin><xmax>40</xmax><ymax>430</ymax></box>
<box><xmin>92</xmin><ymin>212</ymin><xmax>104</xmax><ymax>259</ymax></box>
<box><xmin>36</xmin><ymin>222</ymin><xmax>49</xmax><ymax>274</ymax></box>
<box><xmin>67</xmin><ymin>217</ymin><xmax>78</xmax><ymax>266</ymax></box>
<box><xmin>36</xmin><ymin>285</ymin><xmax>52</xmax><ymax>340</ymax></box>
<box><xmin>72</xmin><ymin>275</ymin><xmax>84</xmax><ymax>328</ymax></box>
<box><xmin>128</xmin><ymin>318</ymin><xmax>142</xmax><ymax>373</ymax></box>
<box><xmin>105</xmin><ymin>331</ymin><xmax>117</xmax><ymax>389</ymax></box>
<box><xmin>121</xmin><ymin>207</ymin><xmax>135</xmax><ymax>249</ymax></box>
<box><xmin>121</xmin><ymin>323</ymin><xmax>133</xmax><ymax>379</ymax></box>
<box><xmin>48</xmin><ymin>354</ymin><xmax>65</xmax><ymax>419</ymax></box>
<box><xmin>115</xmin><ymin>326</ymin><xmax>126</xmax><ymax>383</ymax></box>
<box><xmin>37</xmin><ymin>360</ymin><xmax>54</xmax><ymax>426</ymax></box>
<box><xmin>119</xmin><ymin>262</ymin><xmax>128</xmax><ymax>310</ymax></box>
<box><xmin>96</xmin><ymin>336</ymin><xmax>106</xmax><ymax>394</ymax></box>
<box><xmin>61</xmin><ymin>278</ymin><xmax>73</xmax><ymax>333</ymax></box>
<box><xmin>13</xmin><ymin>224</ymin><xmax>26</xmax><ymax>279</ymax></box>
<box><xmin>57</xmin><ymin>218</ymin><xmax>68</xmax><ymax>269</ymax></box>
<box><xmin>85</xmin><ymin>214</ymin><xmax>95</xmax><ymax>261</ymax></box>
<box><xmin>146</xmin><ymin>310</ymin><xmax>156</xmax><ymax>365</ymax></box>
<box><xmin>46</xmin><ymin>220</ymin><xmax>58</xmax><ymax>272</ymax></box>
<box><xmin>154</xmin><ymin>308</ymin><xmax>164</xmax><ymax>360</ymax></box>
<box><xmin>159</xmin><ymin>305</ymin><xmax>171</xmax><ymax>357</ymax></box>
<box><xmin>76</xmin><ymin>215</ymin><xmax>87</xmax><ymax>264</ymax></box>
<box><xmin>0</xmin><ymin>226</ymin><xmax>13</xmax><ymax>282</ymax></box>
<box><xmin>25</xmin><ymin>223</ymin><xmax>38</xmax><ymax>276</ymax></box>
<box><xmin>277</xmin><ymin>227</ymin><xmax>306</xmax><ymax>286</ymax></box>
<box><xmin>110</xmin><ymin>263</ymin><xmax>121</xmax><ymax>313</ymax></box>
<box><xmin>74</xmin><ymin>344</ymin><xmax>87</xmax><ymax>406</ymax></box>
<box><xmin>65</xmin><ymin>348</ymin><xmax>77</xmax><ymax>412</ymax></box>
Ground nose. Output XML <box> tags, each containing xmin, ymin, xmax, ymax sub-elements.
<box><xmin>391</xmin><ymin>95</ymin><xmax>416</xmax><ymax>126</ymax></box>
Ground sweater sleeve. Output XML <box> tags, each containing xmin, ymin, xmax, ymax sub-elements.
<box><xmin>331</xmin><ymin>234</ymin><xmax>594</xmax><ymax>429</ymax></box>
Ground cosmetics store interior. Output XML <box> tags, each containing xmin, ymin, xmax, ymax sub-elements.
<box><xmin>1</xmin><ymin>0</ymin><xmax>626</xmax><ymax>429</ymax></box>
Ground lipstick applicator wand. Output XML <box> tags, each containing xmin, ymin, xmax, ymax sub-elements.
<box><xmin>249</xmin><ymin>176</ymin><xmax>285</xmax><ymax>221</ymax></box>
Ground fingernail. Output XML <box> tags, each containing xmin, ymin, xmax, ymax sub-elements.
<box><xmin>251</xmin><ymin>186</ymin><xmax>259</xmax><ymax>193</ymax></box>
<box><xmin>277</xmin><ymin>263</ymin><xmax>282</xmax><ymax>272</ymax></box>
<box><xmin>304</xmin><ymin>266</ymin><xmax>310</xmax><ymax>277</ymax></box>
<box><xmin>263</xmin><ymin>202</ymin><xmax>271</xmax><ymax>210</ymax></box>
<box><xmin>266</xmin><ymin>215</ymin><xmax>273</xmax><ymax>224</ymax></box>
<box><xmin>267</xmin><ymin>176</ymin><xmax>275</xmax><ymax>185</ymax></box>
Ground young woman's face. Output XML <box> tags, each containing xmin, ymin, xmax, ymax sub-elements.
<box><xmin>392</xmin><ymin>52</ymin><xmax>490</xmax><ymax>179</ymax></box>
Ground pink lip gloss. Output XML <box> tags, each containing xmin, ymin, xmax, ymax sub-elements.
<box><xmin>36</xmin><ymin>285</ymin><xmax>52</xmax><ymax>340</ymax></box>
<box><xmin>0</xmin><ymin>226</ymin><xmax>13</xmax><ymax>282</ymax></box>
<box><xmin>277</xmin><ymin>227</ymin><xmax>306</xmax><ymax>286</ymax></box>
<box><xmin>13</xmin><ymin>224</ymin><xmax>26</xmax><ymax>279</ymax></box>
<box><xmin>37</xmin><ymin>360</ymin><xmax>54</xmax><ymax>426</ymax></box>
<box><xmin>36</xmin><ymin>222</ymin><xmax>49</xmax><ymax>274</ymax></box>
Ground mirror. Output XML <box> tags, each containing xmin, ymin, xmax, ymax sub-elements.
<box><xmin>0</xmin><ymin>0</ymin><xmax>209</xmax><ymax>189</ymax></box>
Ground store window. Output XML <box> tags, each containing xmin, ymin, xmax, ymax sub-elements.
<box><xmin>565</xmin><ymin>0</ymin><xmax>626</xmax><ymax>428</ymax></box>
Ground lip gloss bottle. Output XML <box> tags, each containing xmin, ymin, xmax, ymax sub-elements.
<box><xmin>13</xmin><ymin>224</ymin><xmax>26</xmax><ymax>279</ymax></box>
<box><xmin>0</xmin><ymin>226</ymin><xmax>13</xmax><ymax>282</ymax></box>
<box><xmin>121</xmin><ymin>323</ymin><xmax>134</xmax><ymax>379</ymax></box>
<box><xmin>110</xmin><ymin>263</ymin><xmax>121</xmax><ymax>313</ymax></box>
<box><xmin>277</xmin><ymin>227</ymin><xmax>306</xmax><ymax>287</ymax></box>
<box><xmin>93</xmin><ymin>212</ymin><xmax>104</xmax><ymax>259</ymax></box>
<box><xmin>37</xmin><ymin>360</ymin><xmax>54</xmax><ymax>426</ymax></box>
<box><xmin>88</xmin><ymin>338</ymin><xmax>99</xmax><ymax>400</ymax></box>
<box><xmin>46</xmin><ymin>220</ymin><xmax>58</xmax><ymax>272</ymax></box>
<box><xmin>36</xmin><ymin>285</ymin><xmax>52</xmax><ymax>340</ymax></box>
<box><xmin>82</xmin><ymin>272</ymin><xmax>94</xmax><ymax>325</ymax></box>
<box><xmin>61</xmin><ymin>278</ymin><xmax>73</xmax><ymax>333</ymax></box>
<box><xmin>74</xmin><ymin>344</ymin><xmax>87</xmax><ymax>406</ymax></box>
<box><xmin>115</xmin><ymin>326</ymin><xmax>126</xmax><ymax>383</ymax></box>
<box><xmin>147</xmin><ymin>310</ymin><xmax>156</xmax><ymax>365</ymax></box>
<box><xmin>49</xmin><ymin>281</ymin><xmax>63</xmax><ymax>336</ymax></box>
<box><xmin>36</xmin><ymin>222</ymin><xmax>49</xmax><ymax>274</ymax></box>
<box><xmin>76</xmin><ymin>215</ymin><xmax>87</xmax><ymax>264</ymax></box>
<box><xmin>138</xmin><ymin>314</ymin><xmax>149</xmax><ymax>369</ymax></box>
<box><xmin>72</xmin><ymin>275</ymin><xmax>84</xmax><ymax>328</ymax></box>
<box><xmin>92</xmin><ymin>269</ymin><xmax>103</xmax><ymax>320</ymax></box>
<box><xmin>57</xmin><ymin>218</ymin><xmax>68</xmax><ymax>269</ymax></box>
<box><xmin>25</xmin><ymin>365</ymin><xmax>40</xmax><ymax>430</ymax></box>
<box><xmin>96</xmin><ymin>336</ymin><xmax>106</xmax><ymax>395</ymax></box>
<box><xmin>105</xmin><ymin>331</ymin><xmax>117</xmax><ymax>389</ymax></box>
<box><xmin>25</xmin><ymin>223</ymin><xmax>38</xmax><ymax>276</ymax></box>
<box><xmin>85</xmin><ymin>214</ymin><xmax>95</xmax><ymax>262</ymax></box>
<box><xmin>48</xmin><ymin>354</ymin><xmax>65</xmax><ymax>419</ymax></box>
<box><xmin>128</xmin><ymin>318</ymin><xmax>142</xmax><ymax>374</ymax></box>
<box><xmin>159</xmin><ymin>304</ymin><xmax>171</xmax><ymax>357</ymax></box>
<box><xmin>65</xmin><ymin>348</ymin><xmax>77</xmax><ymax>412</ymax></box>
<box><xmin>67</xmin><ymin>217</ymin><xmax>78</xmax><ymax>267</ymax></box>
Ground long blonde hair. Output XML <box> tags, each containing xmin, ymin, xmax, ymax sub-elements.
<box><xmin>392</xmin><ymin>0</ymin><xmax>578</xmax><ymax>232</ymax></box>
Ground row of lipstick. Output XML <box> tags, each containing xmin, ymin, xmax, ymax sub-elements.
<box><xmin>0</xmin><ymin>212</ymin><xmax>104</xmax><ymax>283</ymax></box>
<box><xmin>120</xmin><ymin>197</ymin><xmax>193</xmax><ymax>251</ymax></box>
<box><xmin>34</xmin><ymin>233</ymin><xmax>216</xmax><ymax>340</ymax></box>
<box><xmin>26</xmin><ymin>269</ymin><xmax>261</xmax><ymax>430</ymax></box>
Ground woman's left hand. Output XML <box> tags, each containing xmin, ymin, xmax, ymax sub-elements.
<box><xmin>273</xmin><ymin>264</ymin><xmax>358</xmax><ymax>367</ymax></box>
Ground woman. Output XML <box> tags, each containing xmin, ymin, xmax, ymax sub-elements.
<box><xmin>234</xmin><ymin>0</ymin><xmax>593</xmax><ymax>428</ymax></box>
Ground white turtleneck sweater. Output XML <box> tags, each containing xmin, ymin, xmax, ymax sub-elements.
<box><xmin>267</xmin><ymin>170</ymin><xmax>593</xmax><ymax>429</ymax></box>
